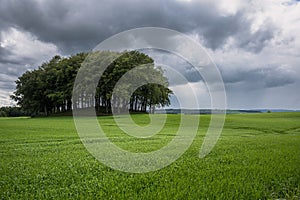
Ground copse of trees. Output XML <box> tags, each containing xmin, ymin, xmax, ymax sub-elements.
<box><xmin>11</xmin><ymin>53</ymin><xmax>86</xmax><ymax>116</ymax></box>
<box><xmin>11</xmin><ymin>51</ymin><xmax>172</xmax><ymax>116</ymax></box>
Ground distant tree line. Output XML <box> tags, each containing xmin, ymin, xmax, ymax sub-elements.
<box><xmin>0</xmin><ymin>106</ymin><xmax>29</xmax><ymax>117</ymax></box>
<box><xmin>11</xmin><ymin>51</ymin><xmax>172</xmax><ymax>116</ymax></box>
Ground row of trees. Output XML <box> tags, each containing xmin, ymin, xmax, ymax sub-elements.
<box><xmin>11</xmin><ymin>51</ymin><xmax>172</xmax><ymax>116</ymax></box>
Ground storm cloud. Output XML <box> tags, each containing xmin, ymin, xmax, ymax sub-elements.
<box><xmin>0</xmin><ymin>0</ymin><xmax>274</xmax><ymax>53</ymax></box>
<box><xmin>221</xmin><ymin>66</ymin><xmax>297</xmax><ymax>88</ymax></box>
<box><xmin>0</xmin><ymin>0</ymin><xmax>299</xmax><ymax>108</ymax></box>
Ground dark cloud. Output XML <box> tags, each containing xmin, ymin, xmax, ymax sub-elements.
<box><xmin>235</xmin><ymin>19</ymin><xmax>276</xmax><ymax>52</ymax></box>
<box><xmin>0</xmin><ymin>0</ymin><xmax>299</xmax><ymax>108</ymax></box>
<box><xmin>0</xmin><ymin>45</ymin><xmax>37</xmax><ymax>66</ymax></box>
<box><xmin>0</xmin><ymin>63</ymin><xmax>28</xmax><ymax>77</ymax></box>
<box><xmin>0</xmin><ymin>0</ymin><xmax>274</xmax><ymax>54</ymax></box>
<box><xmin>141</xmin><ymin>49</ymin><xmax>202</xmax><ymax>84</ymax></box>
<box><xmin>144</xmin><ymin>49</ymin><xmax>297</xmax><ymax>90</ymax></box>
<box><xmin>0</xmin><ymin>46</ymin><xmax>13</xmax><ymax>64</ymax></box>
<box><xmin>0</xmin><ymin>72</ymin><xmax>16</xmax><ymax>91</ymax></box>
<box><xmin>221</xmin><ymin>66</ymin><xmax>297</xmax><ymax>89</ymax></box>
<box><xmin>0</xmin><ymin>81</ymin><xmax>15</xmax><ymax>90</ymax></box>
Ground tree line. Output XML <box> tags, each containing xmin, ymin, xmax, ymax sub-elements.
<box><xmin>11</xmin><ymin>50</ymin><xmax>172</xmax><ymax>116</ymax></box>
<box><xmin>0</xmin><ymin>106</ymin><xmax>29</xmax><ymax>117</ymax></box>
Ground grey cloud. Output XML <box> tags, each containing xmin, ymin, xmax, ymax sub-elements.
<box><xmin>0</xmin><ymin>83</ymin><xmax>15</xmax><ymax>90</ymax></box>
<box><xmin>0</xmin><ymin>0</ymin><xmax>297</xmax><ymax>109</ymax></box>
<box><xmin>0</xmin><ymin>61</ymin><xmax>35</xmax><ymax>76</ymax></box>
<box><xmin>142</xmin><ymin>49</ymin><xmax>202</xmax><ymax>84</ymax></box>
<box><xmin>0</xmin><ymin>46</ymin><xmax>13</xmax><ymax>64</ymax></box>
<box><xmin>262</xmin><ymin>67</ymin><xmax>296</xmax><ymax>88</ymax></box>
<box><xmin>0</xmin><ymin>92</ymin><xmax>11</xmax><ymax>101</ymax></box>
<box><xmin>0</xmin><ymin>0</ymin><xmax>270</xmax><ymax>54</ymax></box>
<box><xmin>0</xmin><ymin>46</ymin><xmax>37</xmax><ymax>65</ymax></box>
<box><xmin>0</xmin><ymin>93</ymin><xmax>8</xmax><ymax>98</ymax></box>
<box><xmin>199</xmin><ymin>12</ymin><xmax>246</xmax><ymax>50</ymax></box>
<box><xmin>0</xmin><ymin>70</ymin><xmax>19</xmax><ymax>93</ymax></box>
<box><xmin>0</xmin><ymin>79</ymin><xmax>15</xmax><ymax>90</ymax></box>
<box><xmin>235</xmin><ymin>19</ymin><xmax>276</xmax><ymax>52</ymax></box>
<box><xmin>221</xmin><ymin>66</ymin><xmax>297</xmax><ymax>89</ymax></box>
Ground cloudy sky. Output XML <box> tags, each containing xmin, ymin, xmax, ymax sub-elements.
<box><xmin>0</xmin><ymin>0</ymin><xmax>299</xmax><ymax>109</ymax></box>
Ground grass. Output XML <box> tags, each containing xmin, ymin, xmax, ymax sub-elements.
<box><xmin>0</xmin><ymin>113</ymin><xmax>299</xmax><ymax>199</ymax></box>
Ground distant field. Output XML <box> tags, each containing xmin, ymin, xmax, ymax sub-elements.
<box><xmin>0</xmin><ymin>113</ymin><xmax>299</xmax><ymax>199</ymax></box>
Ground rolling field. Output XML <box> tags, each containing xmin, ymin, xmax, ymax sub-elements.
<box><xmin>0</xmin><ymin>113</ymin><xmax>299</xmax><ymax>199</ymax></box>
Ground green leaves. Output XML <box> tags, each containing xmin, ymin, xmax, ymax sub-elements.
<box><xmin>12</xmin><ymin>50</ymin><xmax>172</xmax><ymax>115</ymax></box>
<box><xmin>12</xmin><ymin>53</ymin><xmax>88</xmax><ymax>115</ymax></box>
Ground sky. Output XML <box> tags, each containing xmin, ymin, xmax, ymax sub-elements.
<box><xmin>0</xmin><ymin>0</ymin><xmax>299</xmax><ymax>109</ymax></box>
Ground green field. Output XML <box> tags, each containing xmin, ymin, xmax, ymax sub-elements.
<box><xmin>0</xmin><ymin>113</ymin><xmax>299</xmax><ymax>199</ymax></box>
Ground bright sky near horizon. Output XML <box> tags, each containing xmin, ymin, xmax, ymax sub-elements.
<box><xmin>0</xmin><ymin>0</ymin><xmax>299</xmax><ymax>109</ymax></box>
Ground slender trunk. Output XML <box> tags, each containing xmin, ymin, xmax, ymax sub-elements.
<box><xmin>44</xmin><ymin>105</ymin><xmax>48</xmax><ymax>116</ymax></box>
<box><xmin>134</xmin><ymin>96</ymin><xmax>138</xmax><ymax>112</ymax></box>
<box><xmin>67</xmin><ymin>99</ymin><xmax>72</xmax><ymax>111</ymax></box>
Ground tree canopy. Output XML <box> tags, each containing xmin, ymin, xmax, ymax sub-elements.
<box><xmin>11</xmin><ymin>51</ymin><xmax>172</xmax><ymax>116</ymax></box>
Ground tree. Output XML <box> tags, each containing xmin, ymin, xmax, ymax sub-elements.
<box><xmin>0</xmin><ymin>106</ymin><xmax>30</xmax><ymax>117</ymax></box>
<box><xmin>11</xmin><ymin>51</ymin><xmax>172</xmax><ymax>115</ymax></box>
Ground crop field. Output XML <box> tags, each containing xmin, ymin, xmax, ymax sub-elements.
<box><xmin>0</xmin><ymin>113</ymin><xmax>299</xmax><ymax>199</ymax></box>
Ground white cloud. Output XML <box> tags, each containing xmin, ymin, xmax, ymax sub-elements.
<box><xmin>0</xmin><ymin>90</ymin><xmax>14</xmax><ymax>106</ymax></box>
<box><xmin>169</xmin><ymin>81</ymin><xmax>211</xmax><ymax>109</ymax></box>
<box><xmin>0</xmin><ymin>27</ymin><xmax>58</xmax><ymax>65</ymax></box>
<box><xmin>217</xmin><ymin>0</ymin><xmax>247</xmax><ymax>15</ymax></box>
<box><xmin>0</xmin><ymin>28</ymin><xmax>59</xmax><ymax>106</ymax></box>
